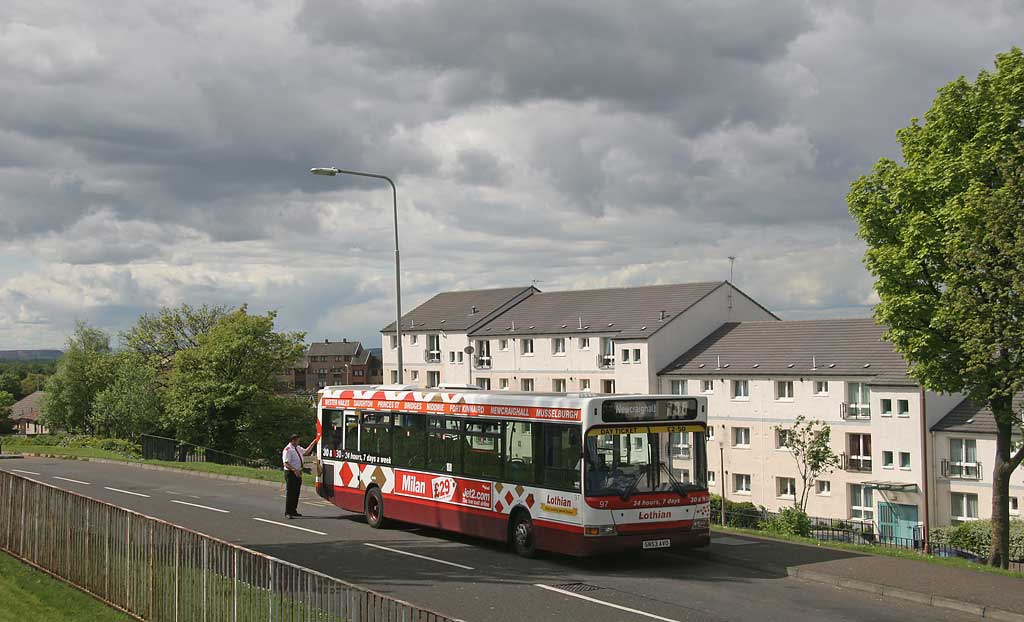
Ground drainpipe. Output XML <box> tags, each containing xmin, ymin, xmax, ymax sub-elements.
<box><xmin>919</xmin><ymin>386</ymin><xmax>931</xmax><ymax>554</ymax></box>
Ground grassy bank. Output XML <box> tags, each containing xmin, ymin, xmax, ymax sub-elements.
<box><xmin>0</xmin><ymin>552</ymin><xmax>133</xmax><ymax>622</ymax></box>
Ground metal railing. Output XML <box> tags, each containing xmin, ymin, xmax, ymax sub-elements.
<box><xmin>839</xmin><ymin>403</ymin><xmax>871</xmax><ymax>419</ymax></box>
<box><xmin>0</xmin><ymin>471</ymin><xmax>461</xmax><ymax>622</ymax></box>
<box><xmin>140</xmin><ymin>435</ymin><xmax>271</xmax><ymax>470</ymax></box>
<box><xmin>596</xmin><ymin>353</ymin><xmax>615</xmax><ymax>369</ymax></box>
<box><xmin>941</xmin><ymin>459</ymin><xmax>983</xmax><ymax>480</ymax></box>
<box><xmin>472</xmin><ymin>355</ymin><xmax>491</xmax><ymax>370</ymax></box>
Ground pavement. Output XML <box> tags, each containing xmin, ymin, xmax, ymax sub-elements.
<box><xmin>2</xmin><ymin>456</ymin><xmax>1020</xmax><ymax>622</ymax></box>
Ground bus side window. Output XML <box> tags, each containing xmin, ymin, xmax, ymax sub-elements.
<box><xmin>326</xmin><ymin>410</ymin><xmax>344</xmax><ymax>451</ymax></box>
<box><xmin>504</xmin><ymin>422</ymin><xmax>539</xmax><ymax>485</ymax></box>
<box><xmin>393</xmin><ymin>414</ymin><xmax>426</xmax><ymax>468</ymax></box>
<box><xmin>361</xmin><ymin>412</ymin><xmax>393</xmax><ymax>457</ymax></box>
<box><xmin>343</xmin><ymin>412</ymin><xmax>360</xmax><ymax>452</ymax></box>
<box><xmin>427</xmin><ymin>417</ymin><xmax>462</xmax><ymax>473</ymax></box>
<box><xmin>463</xmin><ymin>421</ymin><xmax>503</xmax><ymax>480</ymax></box>
<box><xmin>541</xmin><ymin>424</ymin><xmax>581</xmax><ymax>492</ymax></box>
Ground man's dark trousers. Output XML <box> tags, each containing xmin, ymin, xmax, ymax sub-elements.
<box><xmin>284</xmin><ymin>470</ymin><xmax>301</xmax><ymax>516</ymax></box>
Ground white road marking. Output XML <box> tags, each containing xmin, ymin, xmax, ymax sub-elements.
<box><xmin>11</xmin><ymin>469</ymin><xmax>40</xmax><ymax>476</ymax></box>
<box><xmin>104</xmin><ymin>486</ymin><xmax>151</xmax><ymax>498</ymax></box>
<box><xmin>170</xmin><ymin>500</ymin><xmax>229</xmax><ymax>513</ymax></box>
<box><xmin>53</xmin><ymin>476</ymin><xmax>91</xmax><ymax>485</ymax></box>
<box><xmin>364</xmin><ymin>543</ymin><xmax>474</xmax><ymax>570</ymax></box>
<box><xmin>534</xmin><ymin>584</ymin><xmax>683</xmax><ymax>622</ymax></box>
<box><xmin>253</xmin><ymin>517</ymin><xmax>327</xmax><ymax>535</ymax></box>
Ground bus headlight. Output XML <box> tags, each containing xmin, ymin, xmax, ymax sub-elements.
<box><xmin>584</xmin><ymin>525</ymin><xmax>617</xmax><ymax>537</ymax></box>
<box><xmin>692</xmin><ymin>518</ymin><xmax>709</xmax><ymax>530</ymax></box>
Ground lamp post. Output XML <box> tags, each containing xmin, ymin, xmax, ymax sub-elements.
<box><xmin>310</xmin><ymin>166</ymin><xmax>404</xmax><ymax>383</ymax></box>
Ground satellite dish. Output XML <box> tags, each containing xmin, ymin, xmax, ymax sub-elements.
<box><xmin>464</xmin><ymin>346</ymin><xmax>475</xmax><ymax>354</ymax></box>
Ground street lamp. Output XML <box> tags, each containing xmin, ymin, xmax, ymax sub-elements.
<box><xmin>310</xmin><ymin>166</ymin><xmax>404</xmax><ymax>383</ymax></box>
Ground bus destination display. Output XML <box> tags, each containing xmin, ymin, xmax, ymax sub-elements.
<box><xmin>600</xmin><ymin>398</ymin><xmax>699</xmax><ymax>422</ymax></box>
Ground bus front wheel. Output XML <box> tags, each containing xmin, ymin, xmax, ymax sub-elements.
<box><xmin>510</xmin><ymin>512</ymin><xmax>537</xmax><ymax>558</ymax></box>
<box><xmin>365</xmin><ymin>488</ymin><xmax>386</xmax><ymax>529</ymax></box>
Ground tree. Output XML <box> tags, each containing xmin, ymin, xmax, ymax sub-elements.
<box><xmin>0</xmin><ymin>390</ymin><xmax>14</xmax><ymax>435</ymax></box>
<box><xmin>121</xmin><ymin>303</ymin><xmax>229</xmax><ymax>383</ymax></box>
<box><xmin>41</xmin><ymin>322</ymin><xmax>115</xmax><ymax>433</ymax></box>
<box><xmin>848</xmin><ymin>48</ymin><xmax>1024</xmax><ymax>567</ymax></box>
<box><xmin>20</xmin><ymin>373</ymin><xmax>47</xmax><ymax>397</ymax></box>
<box><xmin>90</xmin><ymin>352</ymin><xmax>163</xmax><ymax>440</ymax></box>
<box><xmin>774</xmin><ymin>415</ymin><xmax>840</xmax><ymax>512</ymax></box>
<box><xmin>165</xmin><ymin>306</ymin><xmax>306</xmax><ymax>458</ymax></box>
<box><xmin>0</xmin><ymin>372</ymin><xmax>21</xmax><ymax>401</ymax></box>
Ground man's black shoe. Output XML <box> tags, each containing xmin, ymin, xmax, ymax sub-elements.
<box><xmin>292</xmin><ymin>512</ymin><xmax>303</xmax><ymax>517</ymax></box>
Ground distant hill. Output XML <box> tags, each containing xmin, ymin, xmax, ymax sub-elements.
<box><xmin>0</xmin><ymin>350</ymin><xmax>63</xmax><ymax>361</ymax></box>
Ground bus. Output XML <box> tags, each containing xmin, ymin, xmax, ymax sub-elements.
<box><xmin>314</xmin><ymin>385</ymin><xmax>710</xmax><ymax>557</ymax></box>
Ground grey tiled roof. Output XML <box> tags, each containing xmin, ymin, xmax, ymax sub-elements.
<box><xmin>381</xmin><ymin>286</ymin><xmax>536</xmax><ymax>333</ymax></box>
<box><xmin>660</xmin><ymin>318</ymin><xmax>915</xmax><ymax>384</ymax></box>
<box><xmin>307</xmin><ymin>340</ymin><xmax>363</xmax><ymax>357</ymax></box>
<box><xmin>931</xmin><ymin>394</ymin><xmax>1024</xmax><ymax>435</ymax></box>
<box><xmin>9</xmin><ymin>391</ymin><xmax>44</xmax><ymax>422</ymax></box>
<box><xmin>469</xmin><ymin>282</ymin><xmax>737</xmax><ymax>339</ymax></box>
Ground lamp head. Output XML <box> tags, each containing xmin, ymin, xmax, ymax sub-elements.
<box><xmin>310</xmin><ymin>167</ymin><xmax>339</xmax><ymax>176</ymax></box>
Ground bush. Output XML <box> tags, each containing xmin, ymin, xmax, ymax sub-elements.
<box><xmin>0</xmin><ymin>433</ymin><xmax>141</xmax><ymax>458</ymax></box>
<box><xmin>930</xmin><ymin>519</ymin><xmax>1024</xmax><ymax>559</ymax></box>
<box><xmin>710</xmin><ymin>494</ymin><xmax>765</xmax><ymax>529</ymax></box>
<box><xmin>761</xmin><ymin>506</ymin><xmax>813</xmax><ymax>537</ymax></box>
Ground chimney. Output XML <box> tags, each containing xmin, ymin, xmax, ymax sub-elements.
<box><xmin>471</xmin><ymin>305</ymin><xmax>478</xmax><ymax>314</ymax></box>
<box><xmin>324</xmin><ymin>338</ymin><xmax>329</xmax><ymax>344</ymax></box>
<box><xmin>659</xmin><ymin>310</ymin><xmax>667</xmax><ymax>321</ymax></box>
<box><xmin>343</xmin><ymin>338</ymin><xmax>347</xmax><ymax>343</ymax></box>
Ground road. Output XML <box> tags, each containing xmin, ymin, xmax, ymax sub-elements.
<box><xmin>2</xmin><ymin>458</ymin><xmax>983</xmax><ymax>622</ymax></box>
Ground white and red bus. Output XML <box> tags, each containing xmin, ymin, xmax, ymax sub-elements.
<box><xmin>314</xmin><ymin>386</ymin><xmax>710</xmax><ymax>557</ymax></box>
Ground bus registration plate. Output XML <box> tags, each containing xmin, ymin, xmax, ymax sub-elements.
<box><xmin>642</xmin><ymin>539</ymin><xmax>671</xmax><ymax>550</ymax></box>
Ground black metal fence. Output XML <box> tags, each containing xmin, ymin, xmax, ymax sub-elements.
<box><xmin>141</xmin><ymin>435</ymin><xmax>271</xmax><ymax>470</ymax></box>
<box><xmin>712</xmin><ymin>504</ymin><xmax>1024</xmax><ymax>572</ymax></box>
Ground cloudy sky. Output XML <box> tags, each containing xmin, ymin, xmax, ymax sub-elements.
<box><xmin>2</xmin><ymin>1</ymin><xmax>1022</xmax><ymax>349</ymax></box>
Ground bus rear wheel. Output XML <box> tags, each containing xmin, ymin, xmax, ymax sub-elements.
<box><xmin>365</xmin><ymin>488</ymin><xmax>386</xmax><ymax>529</ymax></box>
<box><xmin>510</xmin><ymin>512</ymin><xmax>537</xmax><ymax>558</ymax></box>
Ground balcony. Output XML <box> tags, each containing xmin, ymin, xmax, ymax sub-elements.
<box><xmin>941</xmin><ymin>459</ymin><xmax>982</xmax><ymax>480</ymax></box>
<box><xmin>424</xmin><ymin>350</ymin><xmax>442</xmax><ymax>364</ymax></box>
<box><xmin>597</xmin><ymin>353</ymin><xmax>615</xmax><ymax>370</ymax></box>
<box><xmin>473</xmin><ymin>355</ymin><xmax>492</xmax><ymax>370</ymax></box>
<box><xmin>840</xmin><ymin>403</ymin><xmax>871</xmax><ymax>420</ymax></box>
<box><xmin>671</xmin><ymin>446</ymin><xmax>691</xmax><ymax>460</ymax></box>
<box><xmin>842</xmin><ymin>453</ymin><xmax>873</xmax><ymax>473</ymax></box>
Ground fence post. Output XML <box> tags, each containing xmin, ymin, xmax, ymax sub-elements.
<box><xmin>104</xmin><ymin>508</ymin><xmax>110</xmax><ymax>599</ymax></box>
<box><xmin>233</xmin><ymin>548</ymin><xmax>239</xmax><ymax>622</ymax></box>
<box><xmin>202</xmin><ymin>538</ymin><xmax>208</xmax><ymax>622</ymax></box>
<box><xmin>149</xmin><ymin>522</ymin><xmax>155</xmax><ymax>620</ymax></box>
<box><xmin>174</xmin><ymin>530</ymin><xmax>180</xmax><ymax>622</ymax></box>
<box><xmin>126</xmin><ymin>512</ymin><xmax>132</xmax><ymax>612</ymax></box>
<box><xmin>268</xmin><ymin>560</ymin><xmax>275</xmax><ymax>622</ymax></box>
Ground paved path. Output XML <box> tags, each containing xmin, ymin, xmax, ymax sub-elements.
<box><xmin>2</xmin><ymin>458</ymin><xmax>1002</xmax><ymax>622</ymax></box>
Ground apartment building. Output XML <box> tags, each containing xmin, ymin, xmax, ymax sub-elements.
<box><xmin>931</xmin><ymin>396</ymin><xmax>1024</xmax><ymax>525</ymax></box>
<box><xmin>381</xmin><ymin>281</ymin><xmax>777</xmax><ymax>392</ymax></box>
<box><xmin>291</xmin><ymin>339</ymin><xmax>383</xmax><ymax>392</ymax></box>
<box><xmin>380</xmin><ymin>286</ymin><xmax>537</xmax><ymax>386</ymax></box>
<box><xmin>659</xmin><ymin>319</ymin><xmax>965</xmax><ymax>536</ymax></box>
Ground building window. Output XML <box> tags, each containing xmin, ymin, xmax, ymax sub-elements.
<box><xmin>579</xmin><ymin>337</ymin><xmax>590</xmax><ymax>350</ymax></box>
<box><xmin>814</xmin><ymin>381</ymin><xmax>829</xmax><ymax>395</ymax></box>
<box><xmin>733</xmin><ymin>474</ymin><xmax>751</xmax><ymax>494</ymax></box>
<box><xmin>390</xmin><ymin>335</ymin><xmax>398</xmax><ymax>349</ymax></box>
<box><xmin>708</xmin><ymin>471</ymin><xmax>716</xmax><ymax>487</ymax></box>
<box><xmin>579</xmin><ymin>378</ymin><xmax>591</xmax><ymax>391</ymax></box>
<box><xmin>633</xmin><ymin>348</ymin><xmax>641</xmax><ymax>363</ymax></box>
<box><xmin>457</xmin><ymin>351</ymin><xmax>464</xmax><ymax>363</ymax></box>
<box><xmin>600</xmin><ymin>338</ymin><xmax>615</xmax><ymax>367</ymax></box>
<box><xmin>846</xmin><ymin>382</ymin><xmax>871</xmax><ymax>418</ymax></box>
<box><xmin>899</xmin><ymin>452</ymin><xmax>911</xmax><ymax>470</ymax></box>
<box><xmin>521</xmin><ymin>339</ymin><xmax>534</xmax><ymax>355</ymax></box>
<box><xmin>670</xmin><ymin>431</ymin><xmax>690</xmax><ymax>458</ymax></box>
<box><xmin>775</xmin><ymin>429</ymin><xmax>793</xmax><ymax>449</ymax></box>
<box><xmin>897</xmin><ymin>399</ymin><xmax>910</xmax><ymax>417</ymax></box>
<box><xmin>776</xmin><ymin>381</ymin><xmax>794</xmax><ymax>400</ymax></box>
<box><xmin>521</xmin><ymin>378</ymin><xmax>534</xmax><ymax>391</ymax></box>
<box><xmin>1011</xmin><ymin>497</ymin><xmax>1020</xmax><ymax>516</ymax></box>
<box><xmin>411</xmin><ymin>370</ymin><xmax>419</xmax><ymax>382</ymax></box>
<box><xmin>390</xmin><ymin>370</ymin><xmax>398</xmax><ymax>383</ymax></box>
<box><xmin>621</xmin><ymin>349</ymin><xmax>630</xmax><ymax>364</ymax></box>
<box><xmin>477</xmin><ymin>377</ymin><xmax>491</xmax><ymax>390</ymax></box>
<box><xmin>449</xmin><ymin>351</ymin><xmax>456</xmax><ymax>363</ymax></box>
<box><xmin>552</xmin><ymin>378</ymin><xmax>566</xmax><ymax>392</ymax></box>
<box><xmin>601</xmin><ymin>379</ymin><xmax>616</xmax><ymax>394</ymax></box>
<box><xmin>426</xmin><ymin>335</ymin><xmax>441</xmax><ymax>363</ymax></box>
<box><xmin>777</xmin><ymin>477</ymin><xmax>796</xmax><ymax>499</ymax></box>
<box><xmin>881</xmin><ymin>399</ymin><xmax>893</xmax><ymax>416</ymax></box>
<box><xmin>701</xmin><ymin>380</ymin><xmax>714</xmax><ymax>394</ymax></box>
<box><xmin>499</xmin><ymin>339</ymin><xmax>509</xmax><ymax>351</ymax></box>
<box><xmin>949</xmin><ymin>438</ymin><xmax>979</xmax><ymax>479</ymax></box>
<box><xmin>732</xmin><ymin>380</ymin><xmax>749</xmax><ymax>399</ymax></box>
<box><xmin>847</xmin><ymin>433</ymin><xmax>872</xmax><ymax>472</ymax></box>
<box><xmin>850</xmin><ymin>484</ymin><xmax>874</xmax><ymax>521</ymax></box>
<box><xmin>951</xmin><ymin>492</ymin><xmax>979</xmax><ymax>523</ymax></box>
<box><xmin>475</xmin><ymin>340</ymin><xmax>491</xmax><ymax>368</ymax></box>
<box><xmin>706</xmin><ymin>426</ymin><xmax>715</xmax><ymax>440</ymax></box>
<box><xmin>670</xmin><ymin>379</ymin><xmax>687</xmax><ymax>395</ymax></box>
<box><xmin>410</xmin><ymin>334</ymin><xmax>418</xmax><ymax>345</ymax></box>
<box><xmin>883</xmin><ymin>450</ymin><xmax>894</xmax><ymax>469</ymax></box>
<box><xmin>733</xmin><ymin>427</ymin><xmax>751</xmax><ymax>448</ymax></box>
<box><xmin>553</xmin><ymin>338</ymin><xmax>566</xmax><ymax>355</ymax></box>
<box><xmin>499</xmin><ymin>378</ymin><xmax>509</xmax><ymax>390</ymax></box>
<box><xmin>426</xmin><ymin>371</ymin><xmax>439</xmax><ymax>387</ymax></box>
<box><xmin>816</xmin><ymin>480</ymin><xmax>831</xmax><ymax>495</ymax></box>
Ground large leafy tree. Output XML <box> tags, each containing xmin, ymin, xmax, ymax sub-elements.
<box><xmin>42</xmin><ymin>322</ymin><xmax>116</xmax><ymax>433</ymax></box>
<box><xmin>122</xmin><ymin>303</ymin><xmax>229</xmax><ymax>383</ymax></box>
<box><xmin>89</xmin><ymin>352</ymin><xmax>164</xmax><ymax>440</ymax></box>
<box><xmin>848</xmin><ymin>48</ymin><xmax>1024</xmax><ymax>568</ymax></box>
<box><xmin>165</xmin><ymin>306</ymin><xmax>307</xmax><ymax>459</ymax></box>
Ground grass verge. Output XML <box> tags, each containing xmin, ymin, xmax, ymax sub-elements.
<box><xmin>713</xmin><ymin>524</ymin><xmax>1024</xmax><ymax>578</ymax></box>
<box><xmin>0</xmin><ymin>551</ymin><xmax>134</xmax><ymax>622</ymax></box>
<box><xmin>1</xmin><ymin>440</ymin><xmax>314</xmax><ymax>487</ymax></box>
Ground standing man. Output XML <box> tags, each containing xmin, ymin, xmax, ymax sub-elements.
<box><xmin>282</xmin><ymin>434</ymin><xmax>313</xmax><ymax>518</ymax></box>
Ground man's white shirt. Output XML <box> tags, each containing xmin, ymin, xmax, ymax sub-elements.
<box><xmin>282</xmin><ymin>443</ymin><xmax>305</xmax><ymax>472</ymax></box>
